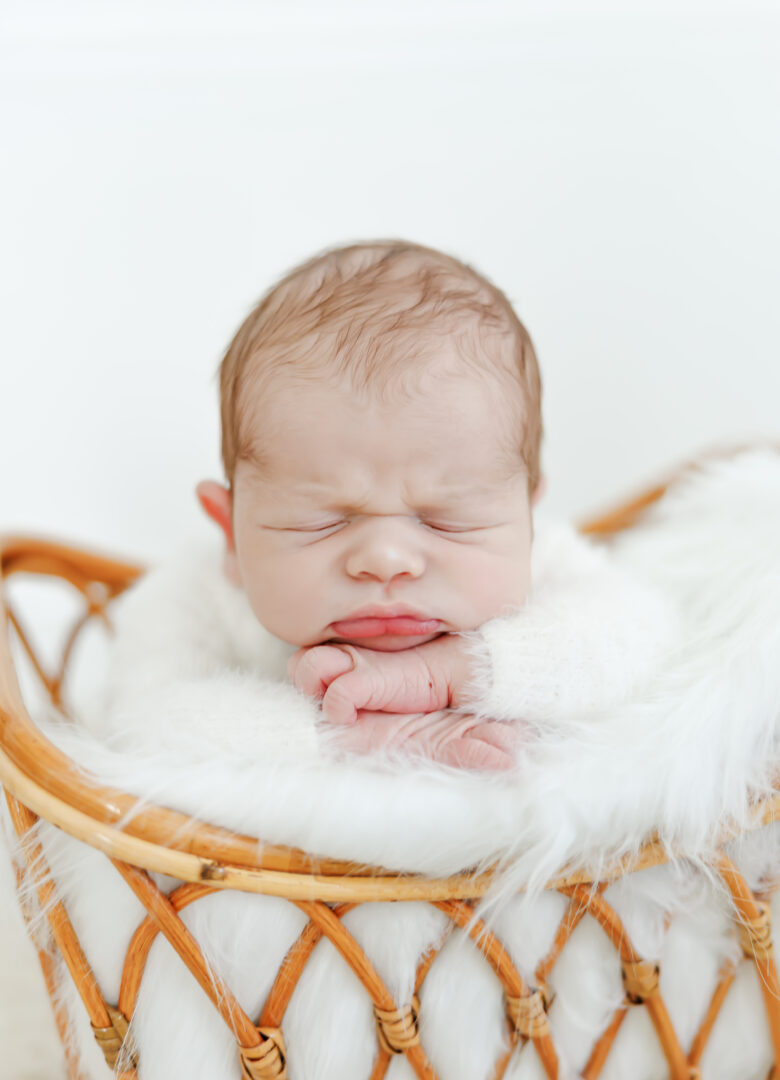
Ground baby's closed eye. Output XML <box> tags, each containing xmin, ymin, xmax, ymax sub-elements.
<box><xmin>282</xmin><ymin>519</ymin><xmax>489</xmax><ymax>535</ymax></box>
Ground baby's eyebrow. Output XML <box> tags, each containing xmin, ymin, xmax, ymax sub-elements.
<box><xmin>299</xmin><ymin>485</ymin><xmax>498</xmax><ymax>513</ymax></box>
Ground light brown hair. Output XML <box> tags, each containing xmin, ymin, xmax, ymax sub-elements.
<box><xmin>219</xmin><ymin>240</ymin><xmax>543</xmax><ymax>493</ymax></box>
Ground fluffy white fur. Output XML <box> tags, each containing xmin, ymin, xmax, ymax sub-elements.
<box><xmin>4</xmin><ymin>448</ymin><xmax>780</xmax><ymax>1079</ymax></box>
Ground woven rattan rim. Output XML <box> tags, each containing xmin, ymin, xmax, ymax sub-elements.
<box><xmin>2</xmin><ymin>444</ymin><xmax>779</xmax><ymax>901</ymax></box>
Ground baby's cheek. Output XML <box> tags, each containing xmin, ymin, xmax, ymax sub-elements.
<box><xmin>451</xmin><ymin>547</ymin><xmax>531</xmax><ymax>626</ymax></box>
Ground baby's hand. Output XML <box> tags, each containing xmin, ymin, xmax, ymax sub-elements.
<box><xmin>287</xmin><ymin>633</ymin><xmax>477</xmax><ymax>725</ymax></box>
<box><xmin>321</xmin><ymin>708</ymin><xmax>525</xmax><ymax>772</ymax></box>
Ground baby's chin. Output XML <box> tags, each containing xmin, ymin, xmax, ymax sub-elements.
<box><xmin>327</xmin><ymin>630</ymin><xmax>445</xmax><ymax>652</ymax></box>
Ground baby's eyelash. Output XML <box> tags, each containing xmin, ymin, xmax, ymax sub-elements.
<box><xmin>291</xmin><ymin>520</ymin><xmax>476</xmax><ymax>534</ymax></box>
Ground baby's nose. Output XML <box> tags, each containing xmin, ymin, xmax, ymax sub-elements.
<box><xmin>344</xmin><ymin>518</ymin><xmax>426</xmax><ymax>582</ymax></box>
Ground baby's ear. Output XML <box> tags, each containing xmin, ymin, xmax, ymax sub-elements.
<box><xmin>196</xmin><ymin>481</ymin><xmax>242</xmax><ymax>585</ymax></box>
<box><xmin>531</xmin><ymin>475</ymin><xmax>547</xmax><ymax>507</ymax></box>
<box><xmin>196</xmin><ymin>480</ymin><xmax>235</xmax><ymax>549</ymax></box>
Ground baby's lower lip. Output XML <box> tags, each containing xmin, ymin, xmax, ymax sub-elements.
<box><xmin>330</xmin><ymin>617</ymin><xmax>442</xmax><ymax>637</ymax></box>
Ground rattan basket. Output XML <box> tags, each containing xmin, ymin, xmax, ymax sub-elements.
<box><xmin>1</xmin><ymin>458</ymin><xmax>779</xmax><ymax>1080</ymax></box>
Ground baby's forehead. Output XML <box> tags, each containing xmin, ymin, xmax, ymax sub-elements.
<box><xmin>244</xmin><ymin>358</ymin><xmax>521</xmax><ymax>459</ymax></box>
<box><xmin>240</xmin><ymin>404</ymin><xmax>524</xmax><ymax>516</ymax></box>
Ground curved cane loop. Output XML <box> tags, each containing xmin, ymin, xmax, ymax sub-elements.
<box><xmin>258</xmin><ymin>903</ymin><xmax>356</xmax><ymax>1030</ymax></box>
<box><xmin>118</xmin><ymin>882</ymin><xmax>213</xmax><ymax>1018</ymax></box>
<box><xmin>621</xmin><ymin>959</ymin><xmax>660</xmax><ymax>1004</ymax></box>
<box><xmin>374</xmin><ymin>995</ymin><xmax>420</xmax><ymax>1054</ymax></box>
<box><xmin>239</xmin><ymin>1028</ymin><xmax>287</xmax><ymax>1080</ymax></box>
<box><xmin>111</xmin><ymin>861</ymin><xmax>263</xmax><ymax>1049</ymax></box>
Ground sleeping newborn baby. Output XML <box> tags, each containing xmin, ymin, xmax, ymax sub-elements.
<box><xmin>100</xmin><ymin>239</ymin><xmax>677</xmax><ymax>771</ymax></box>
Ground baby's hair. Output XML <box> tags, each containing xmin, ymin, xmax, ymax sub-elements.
<box><xmin>219</xmin><ymin>239</ymin><xmax>543</xmax><ymax>493</ymax></box>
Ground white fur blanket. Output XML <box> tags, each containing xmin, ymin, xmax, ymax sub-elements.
<box><xmin>4</xmin><ymin>448</ymin><xmax>780</xmax><ymax>1080</ymax></box>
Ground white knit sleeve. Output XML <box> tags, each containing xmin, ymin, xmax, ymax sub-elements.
<box><xmin>92</xmin><ymin>543</ymin><xmax>322</xmax><ymax>764</ymax></box>
<box><xmin>452</xmin><ymin>521</ymin><xmax>680</xmax><ymax>727</ymax></box>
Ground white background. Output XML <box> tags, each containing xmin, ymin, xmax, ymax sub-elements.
<box><xmin>2</xmin><ymin>0</ymin><xmax>779</xmax><ymax>562</ymax></box>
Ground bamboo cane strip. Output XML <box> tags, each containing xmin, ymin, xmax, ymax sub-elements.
<box><xmin>579</xmin><ymin>483</ymin><xmax>670</xmax><ymax>536</ymax></box>
<box><xmin>578</xmin><ymin>442</ymin><xmax>780</xmax><ymax>537</ymax></box>
<box><xmin>0</xmin><ymin>744</ymin><xmax>503</xmax><ymax>900</ymax></box>
<box><xmin>10</xmin><ymin>824</ymin><xmax>88</xmax><ymax>1080</ymax></box>
<box><xmin>368</xmin><ymin>1047</ymin><xmax>392</xmax><ymax>1080</ymax></box>
<box><xmin>490</xmin><ymin>1045</ymin><xmax>515</xmax><ymax>1080</ymax></box>
<box><xmin>10</xmin><ymin>853</ymin><xmax>88</xmax><ymax>1080</ymax></box>
<box><xmin>432</xmin><ymin>901</ymin><xmax>529</xmax><ymax>996</ymax></box>
<box><xmin>687</xmin><ymin>964</ymin><xmax>736</xmax><ymax>1068</ymax></box>
<box><xmin>110</xmin><ymin>860</ymin><xmax>271</xmax><ymax>1050</ymax></box>
<box><xmin>581</xmin><ymin>1008</ymin><xmax>628</xmax><ymax>1079</ymax></box>
<box><xmin>414</xmin><ymin>930</ymin><xmax>453</xmax><ymax>993</ymax></box>
<box><xmin>561</xmin><ymin>885</ymin><xmax>690</xmax><ymax>1078</ymax></box>
<box><xmin>3</xmin><ymin>707</ymin><xmax>699</xmax><ymax>902</ymax></box>
<box><xmin>643</xmin><ymin>995</ymin><xmax>691</xmax><ymax>1080</ymax></box>
<box><xmin>0</xmin><ymin>537</ymin><xmax>144</xmax><ymax>595</ymax></box>
<box><xmin>291</xmin><ymin>899</ymin><xmax>437</xmax><ymax>1080</ymax></box>
<box><xmin>432</xmin><ymin>900</ymin><xmax>559</xmax><ymax>1079</ymax></box>
<box><xmin>4</xmin><ymin>791</ymin><xmax>112</xmax><ymax>1028</ymax></box>
<box><xmin>6</xmin><ymin>606</ymin><xmax>55</xmax><ymax>701</ymax></box>
<box><xmin>257</xmin><ymin>903</ymin><xmax>355</xmax><ymax>1028</ymax></box>
<box><xmin>536</xmin><ymin>886</ymin><xmax>606</xmax><ymax>986</ymax></box>
<box><xmin>716</xmin><ymin>855</ymin><xmax>780</xmax><ymax>1066</ymax></box>
<box><xmin>118</xmin><ymin>882</ymin><xmax>213</xmax><ymax>1018</ymax></box>
<box><xmin>291</xmin><ymin>900</ymin><xmax>405</xmax><ymax>1014</ymax></box>
<box><xmin>51</xmin><ymin>608</ymin><xmax>97</xmax><ymax>709</ymax></box>
<box><xmin>41</xmin><ymin>942</ymin><xmax>87</xmax><ymax>1079</ymax></box>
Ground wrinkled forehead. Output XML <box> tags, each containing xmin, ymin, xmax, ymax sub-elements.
<box><xmin>235</xmin><ymin>364</ymin><xmax>528</xmax><ymax>501</ymax></box>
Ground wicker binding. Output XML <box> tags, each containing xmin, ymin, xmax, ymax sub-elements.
<box><xmin>2</xmin><ymin>449</ymin><xmax>780</xmax><ymax>1080</ymax></box>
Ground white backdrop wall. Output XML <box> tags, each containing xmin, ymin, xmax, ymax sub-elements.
<box><xmin>2</xmin><ymin>0</ymin><xmax>779</xmax><ymax>561</ymax></box>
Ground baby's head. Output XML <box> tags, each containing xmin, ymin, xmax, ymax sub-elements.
<box><xmin>198</xmin><ymin>240</ymin><xmax>544</xmax><ymax>652</ymax></box>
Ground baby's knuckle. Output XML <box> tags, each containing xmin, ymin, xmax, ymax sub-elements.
<box><xmin>336</xmin><ymin>643</ymin><xmax>361</xmax><ymax>666</ymax></box>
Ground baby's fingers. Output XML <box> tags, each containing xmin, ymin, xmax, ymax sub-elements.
<box><xmin>322</xmin><ymin>653</ymin><xmax>446</xmax><ymax>725</ymax></box>
<box><xmin>320</xmin><ymin>710</ymin><xmax>423</xmax><ymax>754</ymax></box>
<box><xmin>321</xmin><ymin>668</ymin><xmax>392</xmax><ymax>725</ymax></box>
<box><xmin>288</xmin><ymin>646</ymin><xmax>356</xmax><ymax>700</ymax></box>
<box><xmin>438</xmin><ymin>736</ymin><xmax>516</xmax><ymax>772</ymax></box>
<box><xmin>468</xmin><ymin>721</ymin><xmax>528</xmax><ymax>757</ymax></box>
